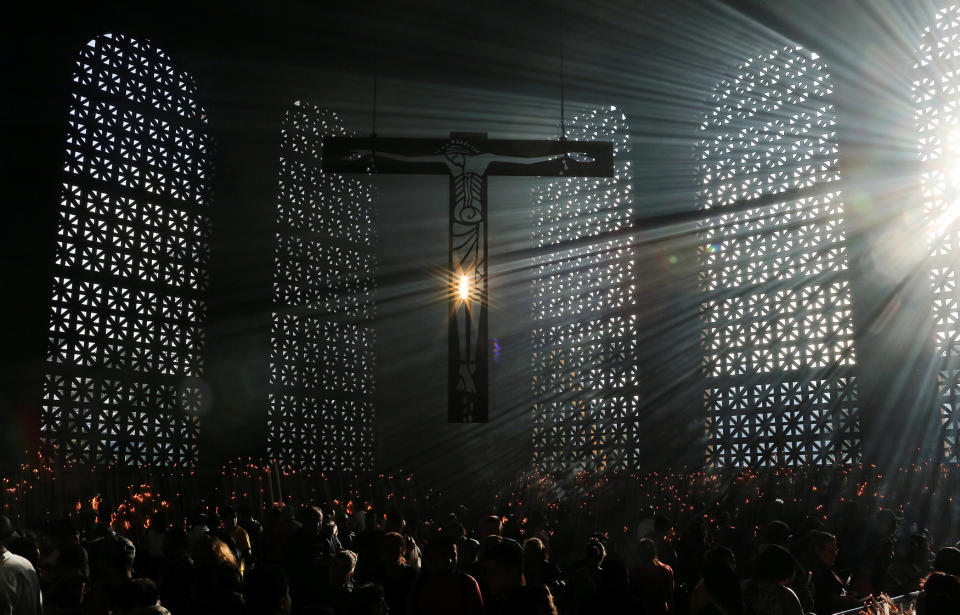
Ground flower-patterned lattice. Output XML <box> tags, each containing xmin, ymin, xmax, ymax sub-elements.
<box><xmin>531</xmin><ymin>106</ymin><xmax>636</xmax><ymax>472</ymax></box>
<box><xmin>268</xmin><ymin>103</ymin><xmax>376</xmax><ymax>472</ymax></box>
<box><xmin>696</xmin><ymin>46</ymin><xmax>859</xmax><ymax>469</ymax></box>
<box><xmin>42</xmin><ymin>33</ymin><xmax>211</xmax><ymax>466</ymax></box>
<box><xmin>914</xmin><ymin>5</ymin><xmax>960</xmax><ymax>463</ymax></box>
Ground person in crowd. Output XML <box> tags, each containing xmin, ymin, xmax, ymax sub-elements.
<box><xmin>805</xmin><ymin>531</ymin><xmax>862</xmax><ymax>615</ymax></box>
<box><xmin>712</xmin><ymin>512</ymin><xmax>739</xmax><ymax>557</ymax></box>
<box><xmin>868</xmin><ymin>510</ymin><xmax>900</xmax><ymax>550</ymax></box>
<box><xmin>15</xmin><ymin>466</ymin><xmax>960</xmax><ymax>615</ymax></box>
<box><xmin>891</xmin><ymin>532</ymin><xmax>933</xmax><ymax>593</ymax></box>
<box><xmin>457</xmin><ymin>539</ymin><xmax>480</xmax><ymax>577</ymax></box>
<box><xmin>754</xmin><ymin>520</ymin><xmax>812</xmax><ymax>611</ymax></box>
<box><xmin>263</xmin><ymin>507</ymin><xmax>301</xmax><ymax>567</ymax></box>
<box><xmin>0</xmin><ymin>515</ymin><xmax>42</xmax><ymax>615</ymax></box>
<box><xmin>44</xmin><ymin>542</ymin><xmax>88</xmax><ymax>615</ymax></box>
<box><xmin>243</xmin><ymin>565</ymin><xmax>292</xmax><ymax>615</ymax></box>
<box><xmin>524</xmin><ymin>511</ymin><xmax>551</xmax><ymax>552</ymax></box>
<box><xmin>932</xmin><ymin>546</ymin><xmax>960</xmax><ymax>576</ymax></box>
<box><xmin>479</xmin><ymin>539</ymin><xmax>557</xmax><ymax>615</ymax></box>
<box><xmin>9</xmin><ymin>528</ymin><xmax>41</xmax><ymax>572</ymax></box>
<box><xmin>39</xmin><ymin>518</ymin><xmax>80</xmax><ymax>577</ymax></box>
<box><xmin>916</xmin><ymin>571</ymin><xmax>960</xmax><ymax>615</ymax></box>
<box><xmin>593</xmin><ymin>557</ymin><xmax>642</xmax><ymax>614</ymax></box>
<box><xmin>407</xmin><ymin>537</ymin><xmax>483</xmax><ymax>615</ymax></box>
<box><xmin>852</xmin><ymin>537</ymin><xmax>901</xmax><ymax>596</ymax></box>
<box><xmin>561</xmin><ymin>536</ymin><xmax>605</xmax><ymax>615</ymax></box>
<box><xmin>352</xmin><ymin>509</ymin><xmax>384</xmax><ymax>585</ymax></box>
<box><xmin>835</xmin><ymin>500</ymin><xmax>866</xmax><ymax>578</ymax></box>
<box><xmin>84</xmin><ymin>532</ymin><xmax>136</xmax><ymax>615</ymax></box>
<box><xmin>186</xmin><ymin>511</ymin><xmax>209</xmax><ymax>545</ymax></box>
<box><xmin>384</xmin><ymin>511</ymin><xmax>406</xmax><ymax>536</ymax></box>
<box><xmin>742</xmin><ymin>544</ymin><xmax>803</xmax><ymax>615</ymax></box>
<box><xmin>208</xmin><ymin>511</ymin><xmax>241</xmax><ymax>570</ymax></box>
<box><xmin>477</xmin><ymin>516</ymin><xmax>502</xmax><ymax>541</ymax></box>
<box><xmin>521</xmin><ymin>538</ymin><xmax>561</xmax><ymax>595</ymax></box>
<box><xmin>368</xmin><ymin>531</ymin><xmax>416</xmax><ymax>615</ymax></box>
<box><xmin>189</xmin><ymin>534</ymin><xmax>244</xmax><ymax>615</ymax></box>
<box><xmin>382</xmin><ymin>513</ymin><xmax>421</xmax><ymax>572</ymax></box>
<box><xmin>221</xmin><ymin>505</ymin><xmax>253</xmax><ymax>576</ymax></box>
<box><xmin>676</xmin><ymin>517</ymin><xmax>709</xmax><ymax>593</ymax></box>
<box><xmin>283</xmin><ymin>505</ymin><xmax>339</xmax><ymax>611</ymax></box>
<box><xmin>442</xmin><ymin>516</ymin><xmax>467</xmax><ymax>543</ymax></box>
<box><xmin>689</xmin><ymin>546</ymin><xmax>742</xmax><ymax>615</ymax></box>
<box><xmin>630</xmin><ymin>537</ymin><xmax>674</xmax><ymax>615</ymax></box>
<box><xmin>114</xmin><ymin>578</ymin><xmax>167</xmax><ymax>615</ymax></box>
<box><xmin>647</xmin><ymin>515</ymin><xmax>678</xmax><ymax>570</ymax></box>
<box><xmin>158</xmin><ymin>529</ymin><xmax>192</xmax><ymax>615</ymax></box>
<box><xmin>140</xmin><ymin>512</ymin><xmax>167</xmax><ymax>581</ymax></box>
<box><xmin>239</xmin><ymin>504</ymin><xmax>265</xmax><ymax>563</ymax></box>
<box><xmin>317</xmin><ymin>549</ymin><xmax>358</xmax><ymax>614</ymax></box>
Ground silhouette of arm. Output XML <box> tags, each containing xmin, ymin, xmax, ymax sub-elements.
<box><xmin>480</xmin><ymin>152</ymin><xmax>595</xmax><ymax>165</ymax></box>
<box><xmin>345</xmin><ymin>149</ymin><xmax>446</xmax><ymax>164</ymax></box>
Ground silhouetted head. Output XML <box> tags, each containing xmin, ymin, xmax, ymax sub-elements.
<box><xmin>424</xmin><ymin>538</ymin><xmax>457</xmax><ymax>576</ymax></box>
<box><xmin>934</xmin><ymin>547</ymin><xmax>960</xmax><ymax>576</ymax></box>
<box><xmin>330</xmin><ymin>550</ymin><xmax>357</xmax><ymax>585</ymax></box>
<box><xmin>297</xmin><ymin>506</ymin><xmax>323</xmax><ymax>537</ymax></box>
<box><xmin>764</xmin><ymin>520</ymin><xmax>791</xmax><ymax>546</ymax></box>
<box><xmin>918</xmin><ymin>571</ymin><xmax>960</xmax><ymax>615</ymax></box>
<box><xmin>0</xmin><ymin>515</ymin><xmax>16</xmax><ymax>548</ymax></box>
<box><xmin>808</xmin><ymin>531</ymin><xmax>838</xmax><ymax>568</ymax></box>
<box><xmin>523</xmin><ymin>537</ymin><xmax>547</xmax><ymax>564</ymax></box>
<box><xmin>637</xmin><ymin>538</ymin><xmax>657</xmax><ymax>564</ymax></box>
<box><xmin>479</xmin><ymin>539</ymin><xmax>523</xmax><ymax>599</ymax></box>
<box><xmin>584</xmin><ymin>537</ymin><xmax>606</xmax><ymax>566</ymax></box>
<box><xmin>479</xmin><ymin>514</ymin><xmax>502</xmax><ymax>539</ymax></box>
<box><xmin>116</xmin><ymin>578</ymin><xmax>160</xmax><ymax>613</ymax></box>
<box><xmin>756</xmin><ymin>544</ymin><xmax>799</xmax><ymax>585</ymax></box>
<box><xmin>380</xmin><ymin>532</ymin><xmax>406</xmax><ymax>566</ymax></box>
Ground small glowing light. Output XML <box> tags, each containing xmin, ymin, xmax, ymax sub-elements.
<box><xmin>459</xmin><ymin>275</ymin><xmax>470</xmax><ymax>301</ymax></box>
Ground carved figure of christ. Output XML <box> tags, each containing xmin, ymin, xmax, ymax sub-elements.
<box><xmin>322</xmin><ymin>133</ymin><xmax>613</xmax><ymax>423</ymax></box>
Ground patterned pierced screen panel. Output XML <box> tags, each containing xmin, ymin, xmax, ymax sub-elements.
<box><xmin>914</xmin><ymin>5</ymin><xmax>960</xmax><ymax>463</ymax></box>
<box><xmin>42</xmin><ymin>33</ymin><xmax>211</xmax><ymax>466</ymax></box>
<box><xmin>697</xmin><ymin>46</ymin><xmax>859</xmax><ymax>469</ymax></box>
<box><xmin>531</xmin><ymin>107</ymin><xmax>637</xmax><ymax>472</ymax></box>
<box><xmin>268</xmin><ymin>103</ymin><xmax>376</xmax><ymax>471</ymax></box>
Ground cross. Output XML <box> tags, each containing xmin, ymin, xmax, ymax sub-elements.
<box><xmin>322</xmin><ymin>132</ymin><xmax>613</xmax><ymax>422</ymax></box>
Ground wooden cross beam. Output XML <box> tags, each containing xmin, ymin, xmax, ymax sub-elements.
<box><xmin>322</xmin><ymin>132</ymin><xmax>614</xmax><ymax>422</ymax></box>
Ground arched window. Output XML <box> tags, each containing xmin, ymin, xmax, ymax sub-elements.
<box><xmin>696</xmin><ymin>46</ymin><xmax>858</xmax><ymax>468</ymax></box>
<box><xmin>42</xmin><ymin>33</ymin><xmax>211</xmax><ymax>465</ymax></box>
<box><xmin>531</xmin><ymin>106</ymin><xmax>635</xmax><ymax>472</ymax></box>
<box><xmin>268</xmin><ymin>102</ymin><xmax>376</xmax><ymax>471</ymax></box>
<box><xmin>914</xmin><ymin>5</ymin><xmax>960</xmax><ymax>463</ymax></box>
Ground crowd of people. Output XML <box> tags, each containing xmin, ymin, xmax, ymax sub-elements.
<box><xmin>2</xmin><ymin>483</ymin><xmax>960</xmax><ymax>615</ymax></box>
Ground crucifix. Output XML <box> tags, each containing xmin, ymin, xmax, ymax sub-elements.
<box><xmin>322</xmin><ymin>132</ymin><xmax>613</xmax><ymax>422</ymax></box>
